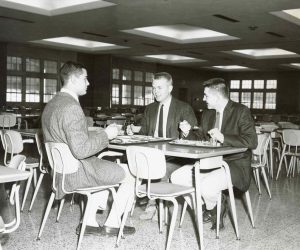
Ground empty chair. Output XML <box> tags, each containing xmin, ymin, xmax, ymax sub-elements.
<box><xmin>3</xmin><ymin>130</ymin><xmax>41</xmax><ymax>211</ymax></box>
<box><xmin>252</xmin><ymin>133</ymin><xmax>272</xmax><ymax>199</ymax></box>
<box><xmin>276</xmin><ymin>129</ymin><xmax>300</xmax><ymax>179</ymax></box>
<box><xmin>0</xmin><ymin>114</ymin><xmax>17</xmax><ymax>129</ymax></box>
<box><xmin>37</xmin><ymin>142</ymin><xmax>119</xmax><ymax>250</ymax></box>
<box><xmin>116</xmin><ymin>146</ymin><xmax>195</xmax><ymax>250</ymax></box>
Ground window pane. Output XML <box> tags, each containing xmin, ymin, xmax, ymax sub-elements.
<box><xmin>145</xmin><ymin>72</ymin><xmax>154</xmax><ymax>83</ymax></box>
<box><xmin>6</xmin><ymin>76</ymin><xmax>22</xmax><ymax>102</ymax></box>
<box><xmin>253</xmin><ymin>92</ymin><xmax>264</xmax><ymax>109</ymax></box>
<box><xmin>122</xmin><ymin>84</ymin><xmax>131</xmax><ymax>105</ymax></box>
<box><xmin>145</xmin><ymin>86</ymin><xmax>154</xmax><ymax>105</ymax></box>
<box><xmin>7</xmin><ymin>56</ymin><xmax>22</xmax><ymax>71</ymax></box>
<box><xmin>112</xmin><ymin>68</ymin><xmax>120</xmax><ymax>80</ymax></box>
<box><xmin>230</xmin><ymin>80</ymin><xmax>240</xmax><ymax>89</ymax></box>
<box><xmin>44</xmin><ymin>60</ymin><xmax>57</xmax><ymax>74</ymax></box>
<box><xmin>26</xmin><ymin>77</ymin><xmax>40</xmax><ymax>102</ymax></box>
<box><xmin>134</xmin><ymin>86</ymin><xmax>144</xmax><ymax>105</ymax></box>
<box><xmin>230</xmin><ymin>92</ymin><xmax>239</xmax><ymax>102</ymax></box>
<box><xmin>111</xmin><ymin>83</ymin><xmax>119</xmax><ymax>105</ymax></box>
<box><xmin>43</xmin><ymin>78</ymin><xmax>57</xmax><ymax>103</ymax></box>
<box><xmin>122</xmin><ymin>70</ymin><xmax>132</xmax><ymax>81</ymax></box>
<box><xmin>134</xmin><ymin>71</ymin><xmax>143</xmax><ymax>82</ymax></box>
<box><xmin>266</xmin><ymin>80</ymin><xmax>277</xmax><ymax>89</ymax></box>
<box><xmin>265</xmin><ymin>93</ymin><xmax>276</xmax><ymax>109</ymax></box>
<box><xmin>241</xmin><ymin>80</ymin><xmax>251</xmax><ymax>89</ymax></box>
<box><xmin>254</xmin><ymin>80</ymin><xmax>264</xmax><ymax>89</ymax></box>
<box><xmin>26</xmin><ymin>58</ymin><xmax>40</xmax><ymax>72</ymax></box>
<box><xmin>241</xmin><ymin>92</ymin><xmax>251</xmax><ymax>108</ymax></box>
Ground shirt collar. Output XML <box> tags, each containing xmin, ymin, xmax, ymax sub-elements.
<box><xmin>61</xmin><ymin>88</ymin><xmax>79</xmax><ymax>102</ymax></box>
<box><xmin>160</xmin><ymin>95</ymin><xmax>172</xmax><ymax>108</ymax></box>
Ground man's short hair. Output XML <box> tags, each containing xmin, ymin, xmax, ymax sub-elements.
<box><xmin>203</xmin><ymin>78</ymin><xmax>229</xmax><ymax>98</ymax></box>
<box><xmin>60</xmin><ymin>61</ymin><xmax>85</xmax><ymax>84</ymax></box>
<box><xmin>153</xmin><ymin>72</ymin><xmax>173</xmax><ymax>85</ymax></box>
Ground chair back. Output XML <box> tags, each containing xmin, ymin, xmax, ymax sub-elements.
<box><xmin>126</xmin><ymin>146</ymin><xmax>166</xmax><ymax>180</ymax></box>
<box><xmin>3</xmin><ymin>130</ymin><xmax>24</xmax><ymax>154</ymax></box>
<box><xmin>0</xmin><ymin>114</ymin><xmax>17</xmax><ymax>129</ymax></box>
<box><xmin>252</xmin><ymin>133</ymin><xmax>270</xmax><ymax>166</ymax></box>
<box><xmin>282</xmin><ymin>129</ymin><xmax>300</xmax><ymax>146</ymax></box>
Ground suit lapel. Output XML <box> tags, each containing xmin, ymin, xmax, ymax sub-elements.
<box><xmin>150</xmin><ymin>102</ymin><xmax>160</xmax><ymax>135</ymax></box>
<box><xmin>221</xmin><ymin>100</ymin><xmax>233</xmax><ymax>132</ymax></box>
<box><xmin>166</xmin><ymin>97</ymin><xmax>176</xmax><ymax>136</ymax></box>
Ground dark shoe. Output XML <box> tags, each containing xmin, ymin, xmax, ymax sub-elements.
<box><xmin>76</xmin><ymin>224</ymin><xmax>102</xmax><ymax>236</ymax></box>
<box><xmin>210</xmin><ymin>194</ymin><xmax>227</xmax><ymax>231</ymax></box>
<box><xmin>100</xmin><ymin>225</ymin><xmax>136</xmax><ymax>236</ymax></box>
<box><xmin>203</xmin><ymin>209</ymin><xmax>212</xmax><ymax>224</ymax></box>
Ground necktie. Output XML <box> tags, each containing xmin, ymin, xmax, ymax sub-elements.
<box><xmin>158</xmin><ymin>104</ymin><xmax>164</xmax><ymax>137</ymax></box>
<box><xmin>214</xmin><ymin>111</ymin><xmax>220</xmax><ymax>129</ymax></box>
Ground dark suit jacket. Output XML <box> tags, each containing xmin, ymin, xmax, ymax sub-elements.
<box><xmin>187</xmin><ymin>100</ymin><xmax>257</xmax><ymax>192</ymax></box>
<box><xmin>139</xmin><ymin>97</ymin><xmax>197</xmax><ymax>139</ymax></box>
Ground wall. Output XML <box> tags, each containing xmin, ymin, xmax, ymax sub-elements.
<box><xmin>0</xmin><ymin>43</ymin><xmax>7</xmax><ymax>107</ymax></box>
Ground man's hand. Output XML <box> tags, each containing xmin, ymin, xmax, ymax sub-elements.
<box><xmin>126</xmin><ymin>124</ymin><xmax>134</xmax><ymax>136</ymax></box>
<box><xmin>179</xmin><ymin>120</ymin><xmax>192</xmax><ymax>137</ymax></box>
<box><xmin>105</xmin><ymin>124</ymin><xmax>118</xmax><ymax>140</ymax></box>
<box><xmin>208</xmin><ymin>128</ymin><xmax>224</xmax><ymax>143</ymax></box>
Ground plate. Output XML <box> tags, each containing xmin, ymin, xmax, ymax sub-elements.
<box><xmin>169</xmin><ymin>139</ymin><xmax>224</xmax><ymax>148</ymax></box>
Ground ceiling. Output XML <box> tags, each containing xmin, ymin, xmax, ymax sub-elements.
<box><xmin>1</xmin><ymin>0</ymin><xmax>300</xmax><ymax>72</ymax></box>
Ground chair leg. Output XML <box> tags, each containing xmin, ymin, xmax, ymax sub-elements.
<box><xmin>37</xmin><ymin>192</ymin><xmax>55</xmax><ymax>240</ymax></box>
<box><xmin>227</xmin><ymin>186</ymin><xmax>240</xmax><ymax>240</ymax></box>
<box><xmin>164</xmin><ymin>201</ymin><xmax>168</xmax><ymax>225</ymax></box>
<box><xmin>29</xmin><ymin>173</ymin><xmax>44</xmax><ymax>212</ymax></box>
<box><xmin>244</xmin><ymin>191</ymin><xmax>255</xmax><ymax>228</ymax></box>
<box><xmin>255</xmin><ymin>168</ymin><xmax>262</xmax><ymax>195</ymax></box>
<box><xmin>276</xmin><ymin>153</ymin><xmax>285</xmax><ymax>180</ymax></box>
<box><xmin>130</xmin><ymin>197</ymin><xmax>136</xmax><ymax>217</ymax></box>
<box><xmin>159</xmin><ymin>200</ymin><xmax>163</xmax><ymax>233</ymax></box>
<box><xmin>56</xmin><ymin>198</ymin><xmax>65</xmax><ymax>222</ymax></box>
<box><xmin>165</xmin><ymin>198</ymin><xmax>178</xmax><ymax>250</ymax></box>
<box><xmin>21</xmin><ymin>169</ymin><xmax>33</xmax><ymax>211</ymax></box>
<box><xmin>216</xmin><ymin>193</ymin><xmax>221</xmax><ymax>239</ymax></box>
<box><xmin>261</xmin><ymin>167</ymin><xmax>272</xmax><ymax>199</ymax></box>
<box><xmin>179</xmin><ymin>201</ymin><xmax>188</xmax><ymax>228</ymax></box>
<box><xmin>33</xmin><ymin>168</ymin><xmax>37</xmax><ymax>187</ymax></box>
<box><xmin>77</xmin><ymin>194</ymin><xmax>90</xmax><ymax>250</ymax></box>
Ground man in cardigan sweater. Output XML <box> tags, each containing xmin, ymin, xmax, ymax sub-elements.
<box><xmin>42</xmin><ymin>61</ymin><xmax>135</xmax><ymax>236</ymax></box>
<box><xmin>172</xmin><ymin>78</ymin><xmax>257</xmax><ymax>230</ymax></box>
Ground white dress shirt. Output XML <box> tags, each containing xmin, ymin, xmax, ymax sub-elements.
<box><xmin>154</xmin><ymin>96</ymin><xmax>172</xmax><ymax>138</ymax></box>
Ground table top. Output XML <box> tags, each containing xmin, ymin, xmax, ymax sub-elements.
<box><xmin>109</xmin><ymin>141</ymin><xmax>246</xmax><ymax>159</ymax></box>
<box><xmin>0</xmin><ymin>166</ymin><xmax>30</xmax><ymax>183</ymax></box>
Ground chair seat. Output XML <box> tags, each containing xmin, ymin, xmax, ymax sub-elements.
<box><xmin>138</xmin><ymin>182</ymin><xmax>194</xmax><ymax>197</ymax></box>
<box><xmin>76</xmin><ymin>184</ymin><xmax>119</xmax><ymax>193</ymax></box>
<box><xmin>25</xmin><ymin>156</ymin><xmax>39</xmax><ymax>166</ymax></box>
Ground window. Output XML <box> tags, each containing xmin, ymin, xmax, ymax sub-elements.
<box><xmin>229</xmin><ymin>79</ymin><xmax>277</xmax><ymax>110</ymax></box>
<box><xmin>145</xmin><ymin>72</ymin><xmax>154</xmax><ymax>83</ymax></box>
<box><xmin>112</xmin><ymin>68</ymin><xmax>120</xmax><ymax>80</ymax></box>
<box><xmin>134</xmin><ymin>71</ymin><xmax>143</xmax><ymax>82</ymax></box>
<box><xmin>6</xmin><ymin>76</ymin><xmax>22</xmax><ymax>102</ymax></box>
<box><xmin>26</xmin><ymin>58</ymin><xmax>40</xmax><ymax>72</ymax></box>
<box><xmin>111</xmin><ymin>83</ymin><xmax>120</xmax><ymax>105</ymax></box>
<box><xmin>122</xmin><ymin>84</ymin><xmax>131</xmax><ymax>105</ymax></box>
<box><xmin>44</xmin><ymin>60</ymin><xmax>57</xmax><ymax>74</ymax></box>
<box><xmin>43</xmin><ymin>79</ymin><xmax>57</xmax><ymax>103</ymax></box>
<box><xmin>26</xmin><ymin>77</ymin><xmax>40</xmax><ymax>102</ymax></box>
<box><xmin>122</xmin><ymin>69</ymin><xmax>132</xmax><ymax>81</ymax></box>
<box><xmin>145</xmin><ymin>86</ymin><xmax>154</xmax><ymax>105</ymax></box>
<box><xmin>134</xmin><ymin>86</ymin><xmax>143</xmax><ymax>105</ymax></box>
<box><xmin>7</xmin><ymin>56</ymin><xmax>22</xmax><ymax>71</ymax></box>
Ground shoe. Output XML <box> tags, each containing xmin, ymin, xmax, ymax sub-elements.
<box><xmin>76</xmin><ymin>224</ymin><xmax>102</xmax><ymax>236</ymax></box>
<box><xmin>209</xmin><ymin>194</ymin><xmax>227</xmax><ymax>231</ymax></box>
<box><xmin>100</xmin><ymin>225</ymin><xmax>136</xmax><ymax>236</ymax></box>
<box><xmin>203</xmin><ymin>209</ymin><xmax>211</xmax><ymax>224</ymax></box>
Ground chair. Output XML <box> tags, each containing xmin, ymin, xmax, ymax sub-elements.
<box><xmin>179</xmin><ymin>158</ymin><xmax>255</xmax><ymax>240</ymax></box>
<box><xmin>0</xmin><ymin>114</ymin><xmax>17</xmax><ymax>129</ymax></box>
<box><xmin>116</xmin><ymin>146</ymin><xmax>195</xmax><ymax>250</ymax></box>
<box><xmin>276</xmin><ymin>129</ymin><xmax>300</xmax><ymax>179</ymax></box>
<box><xmin>3</xmin><ymin>130</ymin><xmax>41</xmax><ymax>211</ymax></box>
<box><xmin>252</xmin><ymin>133</ymin><xmax>272</xmax><ymax>199</ymax></box>
<box><xmin>37</xmin><ymin>142</ymin><xmax>119</xmax><ymax>250</ymax></box>
<box><xmin>0</xmin><ymin>155</ymin><xmax>26</xmax><ymax>233</ymax></box>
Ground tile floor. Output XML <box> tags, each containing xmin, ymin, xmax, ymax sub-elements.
<box><xmin>1</xmin><ymin>168</ymin><xmax>300</xmax><ymax>250</ymax></box>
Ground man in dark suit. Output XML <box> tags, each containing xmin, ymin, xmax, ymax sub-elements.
<box><xmin>172</xmin><ymin>78</ymin><xmax>257</xmax><ymax>229</ymax></box>
<box><xmin>42</xmin><ymin>61</ymin><xmax>135</xmax><ymax>236</ymax></box>
<box><xmin>129</xmin><ymin>72</ymin><xmax>197</xmax><ymax>219</ymax></box>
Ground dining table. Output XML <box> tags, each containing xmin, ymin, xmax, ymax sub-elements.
<box><xmin>108</xmin><ymin>138</ymin><xmax>246</xmax><ymax>249</ymax></box>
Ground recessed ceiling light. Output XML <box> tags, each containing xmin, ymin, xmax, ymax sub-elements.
<box><xmin>227</xmin><ymin>48</ymin><xmax>299</xmax><ymax>59</ymax></box>
<box><xmin>212</xmin><ymin>65</ymin><xmax>252</xmax><ymax>70</ymax></box>
<box><xmin>141</xmin><ymin>54</ymin><xmax>205</xmax><ymax>63</ymax></box>
<box><xmin>286</xmin><ymin>63</ymin><xmax>300</xmax><ymax>69</ymax></box>
<box><xmin>0</xmin><ymin>0</ymin><xmax>115</xmax><ymax>16</ymax></box>
<box><xmin>31</xmin><ymin>37</ymin><xmax>127</xmax><ymax>51</ymax></box>
<box><xmin>123</xmin><ymin>24</ymin><xmax>238</xmax><ymax>44</ymax></box>
<box><xmin>271</xmin><ymin>8</ymin><xmax>300</xmax><ymax>26</ymax></box>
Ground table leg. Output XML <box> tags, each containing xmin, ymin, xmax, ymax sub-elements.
<box><xmin>194</xmin><ymin>162</ymin><xmax>204</xmax><ymax>249</ymax></box>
